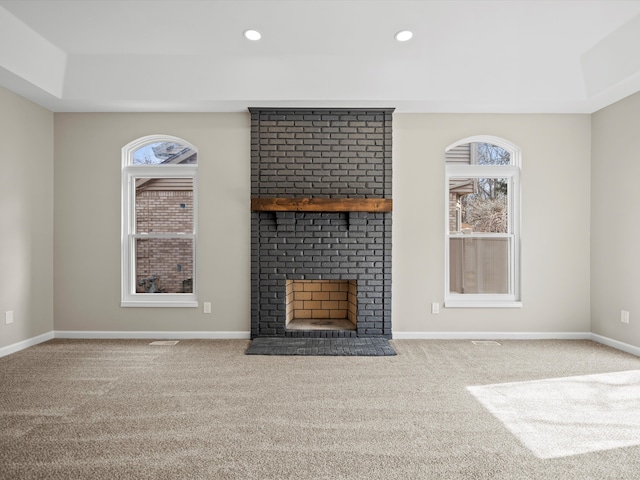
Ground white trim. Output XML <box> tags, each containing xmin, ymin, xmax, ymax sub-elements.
<box><xmin>591</xmin><ymin>334</ymin><xmax>640</xmax><ymax>357</ymax></box>
<box><xmin>392</xmin><ymin>331</ymin><xmax>592</xmax><ymax>340</ymax></box>
<box><xmin>0</xmin><ymin>331</ymin><xmax>54</xmax><ymax>358</ymax></box>
<box><xmin>445</xmin><ymin>136</ymin><xmax>522</xmax><ymax>307</ymax></box>
<box><xmin>2</xmin><ymin>331</ymin><xmax>638</xmax><ymax>359</ymax></box>
<box><xmin>121</xmin><ymin>135</ymin><xmax>198</xmax><ymax>307</ymax></box>
<box><xmin>447</xmin><ymin>164</ymin><xmax>519</xmax><ymax>177</ymax></box>
<box><xmin>54</xmin><ymin>330</ymin><xmax>251</xmax><ymax>340</ymax></box>
<box><xmin>120</xmin><ymin>300</ymin><xmax>199</xmax><ymax>308</ymax></box>
<box><xmin>392</xmin><ymin>332</ymin><xmax>640</xmax><ymax>358</ymax></box>
<box><xmin>444</xmin><ymin>301</ymin><xmax>523</xmax><ymax>308</ymax></box>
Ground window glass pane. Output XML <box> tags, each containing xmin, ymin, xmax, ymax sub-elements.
<box><xmin>135</xmin><ymin>178</ymin><xmax>193</xmax><ymax>233</ymax></box>
<box><xmin>449</xmin><ymin>237</ymin><xmax>510</xmax><ymax>294</ymax></box>
<box><xmin>135</xmin><ymin>238</ymin><xmax>194</xmax><ymax>294</ymax></box>
<box><xmin>475</xmin><ymin>142</ymin><xmax>510</xmax><ymax>166</ymax></box>
<box><xmin>132</xmin><ymin>142</ymin><xmax>197</xmax><ymax>165</ymax></box>
<box><xmin>450</xmin><ymin>177</ymin><xmax>508</xmax><ymax>234</ymax></box>
<box><xmin>445</xmin><ymin>142</ymin><xmax>510</xmax><ymax>166</ymax></box>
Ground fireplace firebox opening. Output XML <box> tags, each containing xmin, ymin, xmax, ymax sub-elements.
<box><xmin>286</xmin><ymin>280</ymin><xmax>357</xmax><ymax>331</ymax></box>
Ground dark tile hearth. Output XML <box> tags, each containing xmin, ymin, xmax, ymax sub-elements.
<box><xmin>245</xmin><ymin>337</ymin><xmax>397</xmax><ymax>356</ymax></box>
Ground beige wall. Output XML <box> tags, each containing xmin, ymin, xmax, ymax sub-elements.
<box><xmin>0</xmin><ymin>86</ymin><xmax>54</xmax><ymax>349</ymax></box>
<box><xmin>54</xmin><ymin>113</ymin><xmax>251</xmax><ymax>333</ymax></box>
<box><xmin>393</xmin><ymin>114</ymin><xmax>591</xmax><ymax>334</ymax></box>
<box><xmin>53</xmin><ymin>112</ymin><xmax>592</xmax><ymax>336</ymax></box>
<box><xmin>591</xmin><ymin>91</ymin><xmax>640</xmax><ymax>347</ymax></box>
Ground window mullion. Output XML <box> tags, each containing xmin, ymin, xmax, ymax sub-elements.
<box><xmin>132</xmin><ymin>233</ymin><xmax>195</xmax><ymax>239</ymax></box>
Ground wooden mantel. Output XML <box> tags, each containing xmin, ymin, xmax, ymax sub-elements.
<box><xmin>251</xmin><ymin>197</ymin><xmax>392</xmax><ymax>213</ymax></box>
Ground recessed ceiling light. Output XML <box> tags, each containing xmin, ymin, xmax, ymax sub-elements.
<box><xmin>244</xmin><ymin>29</ymin><xmax>262</xmax><ymax>41</ymax></box>
<box><xmin>395</xmin><ymin>30</ymin><xmax>413</xmax><ymax>42</ymax></box>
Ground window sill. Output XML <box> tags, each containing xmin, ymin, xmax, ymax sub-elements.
<box><xmin>444</xmin><ymin>301</ymin><xmax>523</xmax><ymax>309</ymax></box>
<box><xmin>121</xmin><ymin>300</ymin><xmax>198</xmax><ymax>308</ymax></box>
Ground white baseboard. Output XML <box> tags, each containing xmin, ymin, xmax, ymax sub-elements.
<box><xmin>3</xmin><ymin>331</ymin><xmax>638</xmax><ymax>359</ymax></box>
<box><xmin>392</xmin><ymin>332</ymin><xmax>639</xmax><ymax>358</ymax></box>
<box><xmin>53</xmin><ymin>330</ymin><xmax>251</xmax><ymax>340</ymax></box>
<box><xmin>0</xmin><ymin>331</ymin><xmax>54</xmax><ymax>358</ymax></box>
<box><xmin>590</xmin><ymin>333</ymin><xmax>640</xmax><ymax>357</ymax></box>
<box><xmin>392</xmin><ymin>331</ymin><xmax>593</xmax><ymax>340</ymax></box>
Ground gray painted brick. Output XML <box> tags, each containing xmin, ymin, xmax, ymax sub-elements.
<box><xmin>250</xmin><ymin>109</ymin><xmax>392</xmax><ymax>339</ymax></box>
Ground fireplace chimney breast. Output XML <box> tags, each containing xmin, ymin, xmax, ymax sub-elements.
<box><xmin>250</xmin><ymin>108</ymin><xmax>393</xmax><ymax>339</ymax></box>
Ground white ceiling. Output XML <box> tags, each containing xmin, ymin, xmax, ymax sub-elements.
<box><xmin>1</xmin><ymin>0</ymin><xmax>640</xmax><ymax>113</ymax></box>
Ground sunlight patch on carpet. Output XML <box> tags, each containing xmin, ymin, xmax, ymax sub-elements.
<box><xmin>467</xmin><ymin>370</ymin><xmax>640</xmax><ymax>458</ymax></box>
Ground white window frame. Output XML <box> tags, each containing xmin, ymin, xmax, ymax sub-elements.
<box><xmin>444</xmin><ymin>135</ymin><xmax>522</xmax><ymax>308</ymax></box>
<box><xmin>121</xmin><ymin>135</ymin><xmax>198</xmax><ymax>308</ymax></box>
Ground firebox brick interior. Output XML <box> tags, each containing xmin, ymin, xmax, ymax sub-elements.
<box><xmin>250</xmin><ymin>108</ymin><xmax>393</xmax><ymax>339</ymax></box>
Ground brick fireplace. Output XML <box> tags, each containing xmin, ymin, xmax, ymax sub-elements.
<box><xmin>250</xmin><ymin>108</ymin><xmax>393</xmax><ymax>339</ymax></box>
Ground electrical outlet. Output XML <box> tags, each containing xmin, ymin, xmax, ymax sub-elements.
<box><xmin>5</xmin><ymin>311</ymin><xmax>14</xmax><ymax>324</ymax></box>
<box><xmin>621</xmin><ymin>310</ymin><xmax>630</xmax><ymax>324</ymax></box>
<box><xmin>203</xmin><ymin>302</ymin><xmax>212</xmax><ymax>314</ymax></box>
<box><xmin>431</xmin><ymin>302</ymin><xmax>440</xmax><ymax>314</ymax></box>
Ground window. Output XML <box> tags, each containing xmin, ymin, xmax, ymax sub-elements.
<box><xmin>445</xmin><ymin>136</ymin><xmax>521</xmax><ymax>307</ymax></box>
<box><xmin>121</xmin><ymin>135</ymin><xmax>198</xmax><ymax>307</ymax></box>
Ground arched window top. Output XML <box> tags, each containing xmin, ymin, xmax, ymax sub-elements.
<box><xmin>123</xmin><ymin>135</ymin><xmax>197</xmax><ymax>167</ymax></box>
<box><xmin>445</xmin><ymin>135</ymin><xmax>521</xmax><ymax>168</ymax></box>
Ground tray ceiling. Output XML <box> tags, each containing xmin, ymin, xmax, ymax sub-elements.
<box><xmin>1</xmin><ymin>0</ymin><xmax>639</xmax><ymax>113</ymax></box>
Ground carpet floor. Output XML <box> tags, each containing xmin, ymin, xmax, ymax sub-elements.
<box><xmin>1</xmin><ymin>338</ymin><xmax>640</xmax><ymax>479</ymax></box>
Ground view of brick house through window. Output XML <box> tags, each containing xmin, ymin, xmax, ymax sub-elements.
<box><xmin>135</xmin><ymin>180</ymin><xmax>194</xmax><ymax>293</ymax></box>
<box><xmin>121</xmin><ymin>136</ymin><xmax>198</xmax><ymax>306</ymax></box>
